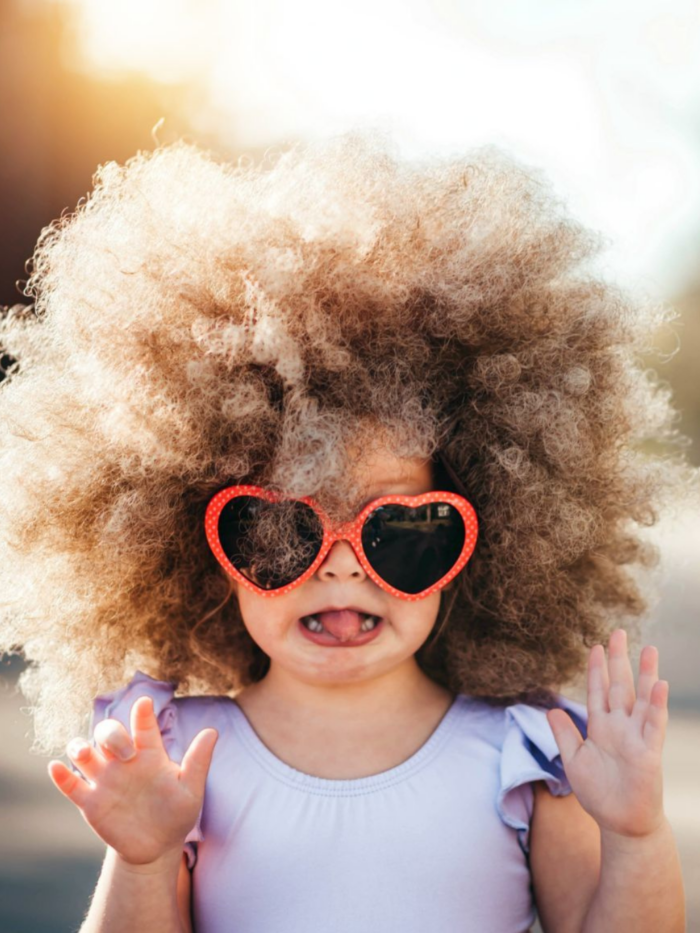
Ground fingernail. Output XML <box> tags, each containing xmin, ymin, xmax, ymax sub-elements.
<box><xmin>67</xmin><ymin>739</ymin><xmax>90</xmax><ymax>760</ymax></box>
<box><xmin>116</xmin><ymin>746</ymin><xmax>136</xmax><ymax>762</ymax></box>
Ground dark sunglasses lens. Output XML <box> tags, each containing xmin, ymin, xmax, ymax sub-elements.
<box><xmin>217</xmin><ymin>496</ymin><xmax>324</xmax><ymax>590</ymax></box>
<box><xmin>361</xmin><ymin>502</ymin><xmax>466</xmax><ymax>595</ymax></box>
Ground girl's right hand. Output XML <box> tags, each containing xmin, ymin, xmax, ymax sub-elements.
<box><xmin>47</xmin><ymin>695</ymin><xmax>218</xmax><ymax>867</ymax></box>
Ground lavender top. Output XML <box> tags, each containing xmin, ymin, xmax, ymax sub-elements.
<box><xmin>86</xmin><ymin>672</ymin><xmax>588</xmax><ymax>933</ymax></box>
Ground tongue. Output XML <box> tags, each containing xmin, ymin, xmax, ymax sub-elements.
<box><xmin>316</xmin><ymin>610</ymin><xmax>365</xmax><ymax>641</ymax></box>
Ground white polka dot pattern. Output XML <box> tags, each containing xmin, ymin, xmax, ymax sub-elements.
<box><xmin>204</xmin><ymin>485</ymin><xmax>478</xmax><ymax>601</ymax></box>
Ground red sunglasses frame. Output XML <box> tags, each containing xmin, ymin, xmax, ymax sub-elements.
<box><xmin>205</xmin><ymin>485</ymin><xmax>478</xmax><ymax>601</ymax></box>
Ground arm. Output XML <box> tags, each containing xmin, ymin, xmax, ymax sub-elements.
<box><xmin>47</xmin><ymin>696</ymin><xmax>214</xmax><ymax>933</ymax></box>
<box><xmin>539</xmin><ymin>629</ymin><xmax>686</xmax><ymax>933</ymax></box>
<box><xmin>79</xmin><ymin>847</ymin><xmax>191</xmax><ymax>933</ymax></box>
<box><xmin>529</xmin><ymin>780</ymin><xmax>601</xmax><ymax>933</ymax></box>
<box><xmin>580</xmin><ymin>819</ymin><xmax>684</xmax><ymax>933</ymax></box>
<box><xmin>177</xmin><ymin>852</ymin><xmax>195</xmax><ymax>933</ymax></box>
<box><xmin>530</xmin><ymin>783</ymin><xmax>686</xmax><ymax>933</ymax></box>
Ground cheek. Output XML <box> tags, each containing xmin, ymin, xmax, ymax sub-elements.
<box><xmin>233</xmin><ymin>587</ymin><xmax>269</xmax><ymax>637</ymax></box>
<box><xmin>236</xmin><ymin>604</ymin><xmax>284</xmax><ymax>656</ymax></box>
<box><xmin>234</xmin><ymin>585</ymin><xmax>300</xmax><ymax>643</ymax></box>
<box><xmin>389</xmin><ymin>593</ymin><xmax>441</xmax><ymax>644</ymax></box>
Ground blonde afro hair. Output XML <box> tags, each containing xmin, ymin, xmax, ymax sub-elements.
<box><xmin>0</xmin><ymin>130</ymin><xmax>696</xmax><ymax>755</ymax></box>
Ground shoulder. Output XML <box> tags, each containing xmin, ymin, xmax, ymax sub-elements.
<box><xmin>455</xmin><ymin>689</ymin><xmax>588</xmax><ymax>766</ymax></box>
<box><xmin>89</xmin><ymin>670</ymin><xmax>235</xmax><ymax>760</ymax></box>
<box><xmin>452</xmin><ymin>692</ymin><xmax>589</xmax><ymax>857</ymax></box>
<box><xmin>464</xmin><ymin>693</ymin><xmax>599</xmax><ymax>932</ymax></box>
<box><xmin>494</xmin><ymin>696</ymin><xmax>597</xmax><ymax>933</ymax></box>
<box><xmin>454</xmin><ymin>690</ymin><xmax>588</xmax><ymax>747</ymax></box>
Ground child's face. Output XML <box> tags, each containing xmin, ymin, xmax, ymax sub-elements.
<box><xmin>231</xmin><ymin>444</ymin><xmax>444</xmax><ymax>689</ymax></box>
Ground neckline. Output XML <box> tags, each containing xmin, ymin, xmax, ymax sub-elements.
<box><xmin>229</xmin><ymin>693</ymin><xmax>465</xmax><ymax>796</ymax></box>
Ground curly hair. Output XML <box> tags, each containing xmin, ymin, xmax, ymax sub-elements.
<box><xmin>1</xmin><ymin>130</ymin><xmax>696</xmax><ymax>755</ymax></box>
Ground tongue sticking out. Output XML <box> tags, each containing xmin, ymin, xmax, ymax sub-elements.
<box><xmin>316</xmin><ymin>610</ymin><xmax>365</xmax><ymax>641</ymax></box>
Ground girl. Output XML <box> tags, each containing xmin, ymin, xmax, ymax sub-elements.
<box><xmin>0</xmin><ymin>131</ymin><xmax>694</xmax><ymax>933</ymax></box>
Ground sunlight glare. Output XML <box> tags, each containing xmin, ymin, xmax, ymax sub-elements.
<box><xmin>69</xmin><ymin>0</ymin><xmax>208</xmax><ymax>82</ymax></box>
<box><xmin>56</xmin><ymin>0</ymin><xmax>700</xmax><ymax>292</ymax></box>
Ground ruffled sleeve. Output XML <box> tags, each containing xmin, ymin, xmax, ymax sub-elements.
<box><xmin>78</xmin><ymin>670</ymin><xmax>204</xmax><ymax>870</ymax></box>
<box><xmin>496</xmin><ymin>693</ymin><xmax>588</xmax><ymax>856</ymax></box>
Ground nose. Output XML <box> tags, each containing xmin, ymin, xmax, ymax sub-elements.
<box><xmin>316</xmin><ymin>539</ymin><xmax>367</xmax><ymax>584</ymax></box>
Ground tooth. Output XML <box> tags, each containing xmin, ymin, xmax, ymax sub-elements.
<box><xmin>304</xmin><ymin>614</ymin><xmax>379</xmax><ymax>636</ymax></box>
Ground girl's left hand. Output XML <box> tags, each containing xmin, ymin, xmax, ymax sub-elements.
<box><xmin>546</xmin><ymin>628</ymin><xmax>668</xmax><ymax>839</ymax></box>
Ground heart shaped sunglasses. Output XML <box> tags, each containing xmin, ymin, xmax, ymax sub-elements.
<box><xmin>205</xmin><ymin>485</ymin><xmax>478</xmax><ymax>601</ymax></box>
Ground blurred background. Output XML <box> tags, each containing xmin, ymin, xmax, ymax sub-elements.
<box><xmin>1</xmin><ymin>0</ymin><xmax>699</xmax><ymax>930</ymax></box>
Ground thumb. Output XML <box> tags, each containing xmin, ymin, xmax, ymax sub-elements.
<box><xmin>546</xmin><ymin>709</ymin><xmax>584</xmax><ymax>766</ymax></box>
<box><xmin>179</xmin><ymin>728</ymin><xmax>218</xmax><ymax>798</ymax></box>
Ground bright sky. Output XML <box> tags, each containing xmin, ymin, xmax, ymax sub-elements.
<box><xmin>55</xmin><ymin>0</ymin><xmax>700</xmax><ymax>297</ymax></box>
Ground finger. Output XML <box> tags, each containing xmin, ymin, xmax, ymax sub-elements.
<box><xmin>632</xmin><ymin>645</ymin><xmax>659</xmax><ymax>730</ymax></box>
<box><xmin>64</xmin><ymin>738</ymin><xmax>106</xmax><ymax>782</ymax></box>
<box><xmin>546</xmin><ymin>709</ymin><xmax>584</xmax><ymax>767</ymax></box>
<box><xmin>93</xmin><ymin>719</ymin><xmax>136</xmax><ymax>762</ymax></box>
<box><xmin>179</xmin><ymin>728</ymin><xmax>218</xmax><ymax>799</ymax></box>
<box><xmin>47</xmin><ymin>759</ymin><xmax>92</xmax><ymax>808</ymax></box>
<box><xmin>642</xmin><ymin>680</ymin><xmax>669</xmax><ymax>753</ymax></box>
<box><xmin>587</xmin><ymin>644</ymin><xmax>610</xmax><ymax>714</ymax></box>
<box><xmin>131</xmin><ymin>695</ymin><xmax>165</xmax><ymax>752</ymax></box>
<box><xmin>607</xmin><ymin>628</ymin><xmax>636</xmax><ymax>715</ymax></box>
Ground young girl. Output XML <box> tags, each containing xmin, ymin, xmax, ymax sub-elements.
<box><xmin>0</xmin><ymin>131</ymin><xmax>694</xmax><ymax>933</ymax></box>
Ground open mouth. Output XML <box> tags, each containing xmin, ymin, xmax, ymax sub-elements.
<box><xmin>298</xmin><ymin>609</ymin><xmax>384</xmax><ymax>646</ymax></box>
<box><xmin>301</xmin><ymin>613</ymin><xmax>381</xmax><ymax>634</ymax></box>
